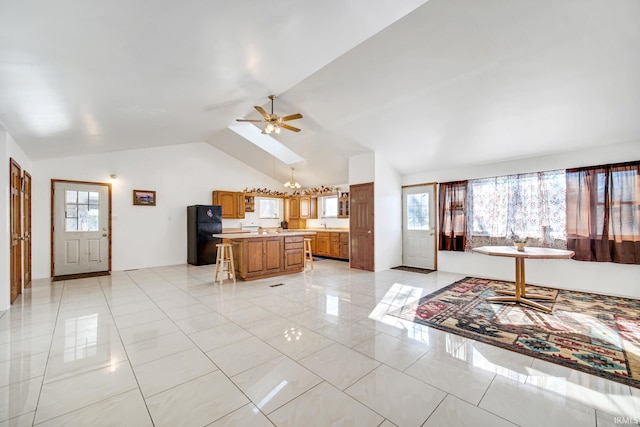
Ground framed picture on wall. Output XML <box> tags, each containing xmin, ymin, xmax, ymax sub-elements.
<box><xmin>133</xmin><ymin>189</ymin><xmax>156</xmax><ymax>206</ymax></box>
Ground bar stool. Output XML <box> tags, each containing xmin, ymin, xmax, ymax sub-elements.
<box><xmin>304</xmin><ymin>238</ymin><xmax>314</xmax><ymax>270</ymax></box>
<box><xmin>214</xmin><ymin>243</ymin><xmax>236</xmax><ymax>284</ymax></box>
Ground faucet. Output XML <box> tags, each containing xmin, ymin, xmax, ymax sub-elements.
<box><xmin>321</xmin><ymin>222</ymin><xmax>327</xmax><ymax>229</ymax></box>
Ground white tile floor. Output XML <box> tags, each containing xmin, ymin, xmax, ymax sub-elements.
<box><xmin>1</xmin><ymin>260</ymin><xmax>638</xmax><ymax>426</ymax></box>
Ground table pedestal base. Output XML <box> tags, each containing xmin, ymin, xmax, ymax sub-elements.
<box><xmin>485</xmin><ymin>258</ymin><xmax>552</xmax><ymax>313</ymax></box>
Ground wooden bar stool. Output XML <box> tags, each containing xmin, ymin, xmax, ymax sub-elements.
<box><xmin>304</xmin><ymin>238</ymin><xmax>313</xmax><ymax>270</ymax></box>
<box><xmin>214</xmin><ymin>243</ymin><xmax>236</xmax><ymax>284</ymax></box>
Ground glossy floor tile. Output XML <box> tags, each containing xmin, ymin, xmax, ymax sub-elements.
<box><xmin>0</xmin><ymin>260</ymin><xmax>637</xmax><ymax>426</ymax></box>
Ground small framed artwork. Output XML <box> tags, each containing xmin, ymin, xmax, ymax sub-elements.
<box><xmin>133</xmin><ymin>189</ymin><xmax>156</xmax><ymax>206</ymax></box>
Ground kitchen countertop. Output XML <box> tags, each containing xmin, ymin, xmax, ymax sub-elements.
<box><xmin>212</xmin><ymin>231</ymin><xmax>317</xmax><ymax>239</ymax></box>
<box><xmin>289</xmin><ymin>228</ymin><xmax>349</xmax><ymax>232</ymax></box>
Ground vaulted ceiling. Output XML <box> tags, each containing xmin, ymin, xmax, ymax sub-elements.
<box><xmin>1</xmin><ymin>0</ymin><xmax>638</xmax><ymax>186</ymax></box>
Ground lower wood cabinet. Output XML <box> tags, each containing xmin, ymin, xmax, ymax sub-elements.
<box><xmin>340</xmin><ymin>232</ymin><xmax>349</xmax><ymax>259</ymax></box>
<box><xmin>236</xmin><ymin>237</ymin><xmax>282</xmax><ymax>279</ymax></box>
<box><xmin>314</xmin><ymin>231</ymin><xmax>349</xmax><ymax>260</ymax></box>
<box><xmin>284</xmin><ymin>235</ymin><xmax>304</xmax><ymax>271</ymax></box>
<box><xmin>231</xmin><ymin>234</ymin><xmax>308</xmax><ymax>280</ymax></box>
<box><xmin>316</xmin><ymin>232</ymin><xmax>331</xmax><ymax>257</ymax></box>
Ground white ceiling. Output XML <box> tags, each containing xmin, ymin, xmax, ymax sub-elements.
<box><xmin>1</xmin><ymin>0</ymin><xmax>638</xmax><ymax>186</ymax></box>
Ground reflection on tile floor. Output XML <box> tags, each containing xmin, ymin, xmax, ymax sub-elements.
<box><xmin>1</xmin><ymin>261</ymin><xmax>638</xmax><ymax>426</ymax></box>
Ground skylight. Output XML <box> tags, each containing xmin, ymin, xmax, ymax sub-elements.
<box><xmin>228</xmin><ymin>123</ymin><xmax>304</xmax><ymax>165</ymax></box>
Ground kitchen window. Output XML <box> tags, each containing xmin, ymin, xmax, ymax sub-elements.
<box><xmin>320</xmin><ymin>195</ymin><xmax>338</xmax><ymax>218</ymax></box>
<box><xmin>258</xmin><ymin>198</ymin><xmax>280</xmax><ymax>219</ymax></box>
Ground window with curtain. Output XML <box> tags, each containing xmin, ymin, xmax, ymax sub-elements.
<box><xmin>465</xmin><ymin>170</ymin><xmax>566</xmax><ymax>249</ymax></box>
<box><xmin>566</xmin><ymin>161</ymin><xmax>640</xmax><ymax>264</ymax></box>
<box><xmin>438</xmin><ymin>181</ymin><xmax>467</xmax><ymax>251</ymax></box>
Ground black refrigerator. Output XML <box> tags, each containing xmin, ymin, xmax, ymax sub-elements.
<box><xmin>187</xmin><ymin>205</ymin><xmax>222</xmax><ymax>265</ymax></box>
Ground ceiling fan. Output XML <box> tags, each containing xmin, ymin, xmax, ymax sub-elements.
<box><xmin>236</xmin><ymin>95</ymin><xmax>303</xmax><ymax>134</ymax></box>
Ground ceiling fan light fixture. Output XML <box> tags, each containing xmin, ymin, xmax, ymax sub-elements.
<box><xmin>284</xmin><ymin>167</ymin><xmax>301</xmax><ymax>189</ymax></box>
<box><xmin>235</xmin><ymin>95</ymin><xmax>303</xmax><ymax>134</ymax></box>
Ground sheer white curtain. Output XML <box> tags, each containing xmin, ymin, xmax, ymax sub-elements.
<box><xmin>465</xmin><ymin>170</ymin><xmax>566</xmax><ymax>249</ymax></box>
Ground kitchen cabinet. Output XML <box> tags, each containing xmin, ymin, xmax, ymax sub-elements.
<box><xmin>221</xmin><ymin>232</ymin><xmax>313</xmax><ymax>280</ymax></box>
<box><xmin>315</xmin><ymin>232</ymin><xmax>331</xmax><ymax>257</ymax></box>
<box><xmin>314</xmin><ymin>231</ymin><xmax>348</xmax><ymax>260</ymax></box>
<box><xmin>244</xmin><ymin>195</ymin><xmax>255</xmax><ymax>213</ymax></box>
<box><xmin>289</xmin><ymin>197</ymin><xmax>300</xmax><ymax>219</ymax></box>
<box><xmin>330</xmin><ymin>232</ymin><xmax>340</xmax><ymax>258</ymax></box>
<box><xmin>340</xmin><ymin>232</ymin><xmax>349</xmax><ymax>259</ymax></box>
<box><xmin>283</xmin><ymin>235</ymin><xmax>304</xmax><ymax>271</ymax></box>
<box><xmin>338</xmin><ymin>194</ymin><xmax>350</xmax><ymax>218</ymax></box>
<box><xmin>299</xmin><ymin>196</ymin><xmax>311</xmax><ymax>219</ymax></box>
<box><xmin>212</xmin><ymin>191</ymin><xmax>244</xmax><ymax>219</ymax></box>
<box><xmin>236</xmin><ymin>236</ymin><xmax>282</xmax><ymax>279</ymax></box>
<box><xmin>288</xmin><ymin>196</ymin><xmax>318</xmax><ymax>220</ymax></box>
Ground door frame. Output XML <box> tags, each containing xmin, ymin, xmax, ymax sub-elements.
<box><xmin>401</xmin><ymin>182</ymin><xmax>438</xmax><ymax>270</ymax></box>
<box><xmin>9</xmin><ymin>158</ymin><xmax>22</xmax><ymax>303</ymax></box>
<box><xmin>51</xmin><ymin>179</ymin><xmax>112</xmax><ymax>278</ymax></box>
<box><xmin>23</xmin><ymin>171</ymin><xmax>32</xmax><ymax>288</ymax></box>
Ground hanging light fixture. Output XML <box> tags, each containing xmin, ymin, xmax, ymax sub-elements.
<box><xmin>284</xmin><ymin>167</ymin><xmax>301</xmax><ymax>189</ymax></box>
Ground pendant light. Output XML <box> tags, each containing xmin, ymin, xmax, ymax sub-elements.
<box><xmin>284</xmin><ymin>167</ymin><xmax>301</xmax><ymax>189</ymax></box>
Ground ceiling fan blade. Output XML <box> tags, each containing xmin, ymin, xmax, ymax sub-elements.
<box><xmin>280</xmin><ymin>123</ymin><xmax>301</xmax><ymax>132</ymax></box>
<box><xmin>280</xmin><ymin>113</ymin><xmax>303</xmax><ymax>121</ymax></box>
<box><xmin>236</xmin><ymin>119</ymin><xmax>263</xmax><ymax>122</ymax></box>
<box><xmin>254</xmin><ymin>106</ymin><xmax>270</xmax><ymax>119</ymax></box>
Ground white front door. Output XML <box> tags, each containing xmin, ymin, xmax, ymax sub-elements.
<box><xmin>53</xmin><ymin>181</ymin><xmax>110</xmax><ymax>276</ymax></box>
<box><xmin>402</xmin><ymin>184</ymin><xmax>436</xmax><ymax>269</ymax></box>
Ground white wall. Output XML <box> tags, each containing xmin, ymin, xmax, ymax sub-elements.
<box><xmin>404</xmin><ymin>141</ymin><xmax>640</xmax><ymax>299</ymax></box>
<box><xmin>0</xmin><ymin>130</ymin><xmax>33</xmax><ymax>310</ymax></box>
<box><xmin>349</xmin><ymin>152</ymin><xmax>374</xmax><ymax>185</ymax></box>
<box><xmin>348</xmin><ymin>152</ymin><xmax>402</xmax><ymax>271</ymax></box>
<box><xmin>374</xmin><ymin>154</ymin><xmax>402</xmax><ymax>271</ymax></box>
<box><xmin>32</xmin><ymin>142</ymin><xmax>284</xmax><ymax>277</ymax></box>
<box><xmin>0</xmin><ymin>129</ymin><xmax>8</xmax><ymax>311</ymax></box>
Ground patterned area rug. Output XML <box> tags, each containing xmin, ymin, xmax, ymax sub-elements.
<box><xmin>388</xmin><ymin>277</ymin><xmax>640</xmax><ymax>389</ymax></box>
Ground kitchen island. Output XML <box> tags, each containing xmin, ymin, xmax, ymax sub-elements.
<box><xmin>211</xmin><ymin>231</ymin><xmax>316</xmax><ymax>281</ymax></box>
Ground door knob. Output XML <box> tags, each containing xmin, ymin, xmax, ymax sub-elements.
<box><xmin>102</xmin><ymin>233</ymin><xmax>108</xmax><ymax>237</ymax></box>
<box><xmin>367</xmin><ymin>230</ymin><xmax>372</xmax><ymax>234</ymax></box>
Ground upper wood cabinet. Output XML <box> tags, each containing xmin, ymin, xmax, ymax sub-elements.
<box><xmin>212</xmin><ymin>191</ymin><xmax>244</xmax><ymax>219</ymax></box>
<box><xmin>338</xmin><ymin>194</ymin><xmax>350</xmax><ymax>218</ymax></box>
<box><xmin>289</xmin><ymin>196</ymin><xmax>317</xmax><ymax>220</ymax></box>
<box><xmin>299</xmin><ymin>196</ymin><xmax>311</xmax><ymax>219</ymax></box>
<box><xmin>289</xmin><ymin>197</ymin><xmax>300</xmax><ymax>219</ymax></box>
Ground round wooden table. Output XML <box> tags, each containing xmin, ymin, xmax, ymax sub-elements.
<box><xmin>471</xmin><ymin>246</ymin><xmax>575</xmax><ymax>313</ymax></box>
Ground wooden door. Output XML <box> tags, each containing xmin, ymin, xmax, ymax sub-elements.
<box><xmin>350</xmin><ymin>182</ymin><xmax>374</xmax><ymax>271</ymax></box>
<box><xmin>52</xmin><ymin>180</ymin><xmax>111</xmax><ymax>277</ymax></box>
<box><xmin>402</xmin><ymin>184</ymin><xmax>437</xmax><ymax>269</ymax></box>
<box><xmin>9</xmin><ymin>159</ymin><xmax>22</xmax><ymax>303</ymax></box>
<box><xmin>23</xmin><ymin>171</ymin><xmax>32</xmax><ymax>288</ymax></box>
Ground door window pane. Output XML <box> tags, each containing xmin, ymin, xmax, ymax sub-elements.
<box><xmin>65</xmin><ymin>190</ymin><xmax>100</xmax><ymax>232</ymax></box>
<box><xmin>78</xmin><ymin>191</ymin><xmax>89</xmax><ymax>204</ymax></box>
<box><xmin>66</xmin><ymin>191</ymin><xmax>77</xmax><ymax>203</ymax></box>
<box><xmin>407</xmin><ymin>193</ymin><xmax>430</xmax><ymax>230</ymax></box>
